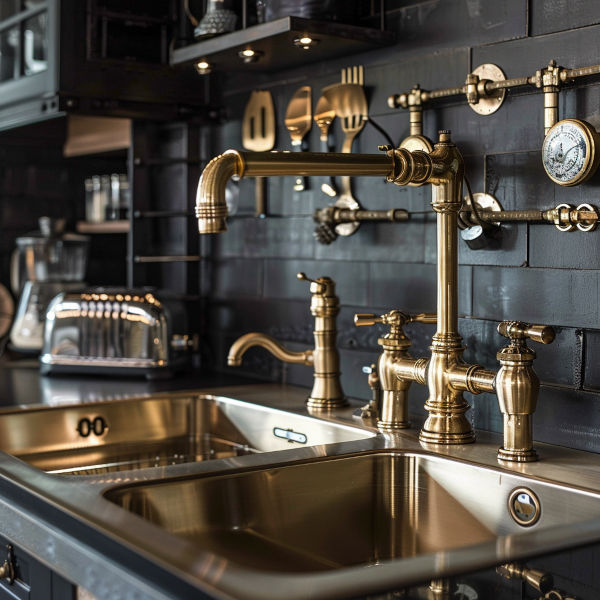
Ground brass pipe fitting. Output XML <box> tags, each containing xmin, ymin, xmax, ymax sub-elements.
<box><xmin>497</xmin><ymin>563</ymin><xmax>554</xmax><ymax>595</ymax></box>
<box><xmin>534</xmin><ymin>60</ymin><xmax>564</xmax><ymax>133</ymax></box>
<box><xmin>227</xmin><ymin>272</ymin><xmax>346</xmax><ymax>410</ymax></box>
<box><xmin>496</xmin><ymin>320</ymin><xmax>555</xmax><ymax>462</ymax></box>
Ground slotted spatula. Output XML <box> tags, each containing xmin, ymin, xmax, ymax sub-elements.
<box><xmin>284</xmin><ymin>86</ymin><xmax>312</xmax><ymax>192</ymax></box>
<box><xmin>242</xmin><ymin>90</ymin><xmax>276</xmax><ymax>216</ymax></box>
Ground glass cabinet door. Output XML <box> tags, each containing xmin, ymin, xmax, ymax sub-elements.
<box><xmin>0</xmin><ymin>0</ymin><xmax>48</xmax><ymax>84</ymax></box>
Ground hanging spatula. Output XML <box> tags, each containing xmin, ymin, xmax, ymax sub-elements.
<box><xmin>284</xmin><ymin>85</ymin><xmax>312</xmax><ymax>192</ymax></box>
<box><xmin>242</xmin><ymin>90</ymin><xmax>276</xmax><ymax>217</ymax></box>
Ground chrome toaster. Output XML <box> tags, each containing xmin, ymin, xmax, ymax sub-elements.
<box><xmin>40</xmin><ymin>290</ymin><xmax>194</xmax><ymax>379</ymax></box>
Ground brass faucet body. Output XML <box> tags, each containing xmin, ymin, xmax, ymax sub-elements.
<box><xmin>227</xmin><ymin>273</ymin><xmax>346</xmax><ymax>410</ymax></box>
<box><xmin>496</xmin><ymin>321</ymin><xmax>555</xmax><ymax>462</ymax></box>
<box><xmin>355</xmin><ymin>311</ymin><xmax>433</xmax><ymax>432</ymax></box>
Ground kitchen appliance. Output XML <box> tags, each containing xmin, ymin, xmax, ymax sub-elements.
<box><xmin>40</xmin><ymin>289</ymin><xmax>193</xmax><ymax>379</ymax></box>
<box><xmin>9</xmin><ymin>218</ymin><xmax>89</xmax><ymax>353</ymax></box>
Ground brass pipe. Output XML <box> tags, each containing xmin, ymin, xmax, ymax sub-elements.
<box><xmin>389</xmin><ymin>59</ymin><xmax>600</xmax><ymax>113</ymax></box>
<box><xmin>196</xmin><ymin>150</ymin><xmax>394</xmax><ymax>234</ymax></box>
<box><xmin>227</xmin><ymin>333</ymin><xmax>314</xmax><ymax>367</ymax></box>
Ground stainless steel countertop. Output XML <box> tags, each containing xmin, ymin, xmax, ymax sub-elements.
<box><xmin>0</xmin><ymin>357</ymin><xmax>255</xmax><ymax>407</ymax></box>
<box><xmin>0</xmin><ymin>375</ymin><xmax>599</xmax><ymax>599</ymax></box>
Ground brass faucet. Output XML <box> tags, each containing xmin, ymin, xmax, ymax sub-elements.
<box><xmin>227</xmin><ymin>273</ymin><xmax>346</xmax><ymax>409</ymax></box>
<box><xmin>197</xmin><ymin>131</ymin><xmax>555</xmax><ymax>459</ymax></box>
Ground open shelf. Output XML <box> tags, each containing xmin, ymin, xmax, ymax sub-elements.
<box><xmin>170</xmin><ymin>16</ymin><xmax>396</xmax><ymax>73</ymax></box>
<box><xmin>76</xmin><ymin>220</ymin><xmax>129</xmax><ymax>234</ymax></box>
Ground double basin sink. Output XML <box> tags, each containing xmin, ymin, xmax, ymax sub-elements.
<box><xmin>1</xmin><ymin>386</ymin><xmax>600</xmax><ymax>598</ymax></box>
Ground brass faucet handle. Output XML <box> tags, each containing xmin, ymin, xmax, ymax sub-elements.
<box><xmin>354</xmin><ymin>313</ymin><xmax>384</xmax><ymax>327</ymax></box>
<box><xmin>409</xmin><ymin>312</ymin><xmax>437</xmax><ymax>324</ymax></box>
<box><xmin>297</xmin><ymin>272</ymin><xmax>334</xmax><ymax>296</ymax></box>
<box><xmin>498</xmin><ymin>321</ymin><xmax>555</xmax><ymax>345</ymax></box>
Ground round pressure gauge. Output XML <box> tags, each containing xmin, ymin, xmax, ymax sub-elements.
<box><xmin>542</xmin><ymin>119</ymin><xmax>600</xmax><ymax>186</ymax></box>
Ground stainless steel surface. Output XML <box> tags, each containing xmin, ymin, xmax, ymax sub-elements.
<box><xmin>0</xmin><ymin>384</ymin><xmax>599</xmax><ymax>600</ymax></box>
<box><xmin>40</xmin><ymin>290</ymin><xmax>190</xmax><ymax>377</ymax></box>
<box><xmin>104</xmin><ymin>447</ymin><xmax>600</xmax><ymax>593</ymax></box>
<box><xmin>0</xmin><ymin>392</ymin><xmax>373</xmax><ymax>476</ymax></box>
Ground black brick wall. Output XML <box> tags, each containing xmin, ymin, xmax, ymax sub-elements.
<box><xmin>204</xmin><ymin>1</ymin><xmax>600</xmax><ymax>454</ymax></box>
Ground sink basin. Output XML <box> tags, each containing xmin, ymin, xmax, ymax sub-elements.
<box><xmin>105</xmin><ymin>450</ymin><xmax>600</xmax><ymax>573</ymax></box>
<box><xmin>0</xmin><ymin>394</ymin><xmax>373</xmax><ymax>475</ymax></box>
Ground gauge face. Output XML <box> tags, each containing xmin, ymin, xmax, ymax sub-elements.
<box><xmin>542</xmin><ymin>119</ymin><xmax>598</xmax><ymax>186</ymax></box>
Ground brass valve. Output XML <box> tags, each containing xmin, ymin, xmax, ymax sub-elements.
<box><xmin>354</xmin><ymin>310</ymin><xmax>435</xmax><ymax>431</ymax></box>
<box><xmin>496</xmin><ymin>320</ymin><xmax>555</xmax><ymax>462</ymax></box>
<box><xmin>497</xmin><ymin>563</ymin><xmax>554</xmax><ymax>595</ymax></box>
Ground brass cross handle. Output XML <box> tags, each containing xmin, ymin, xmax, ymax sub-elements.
<box><xmin>498</xmin><ymin>321</ymin><xmax>555</xmax><ymax>345</ymax></box>
<box><xmin>354</xmin><ymin>310</ymin><xmax>436</xmax><ymax>328</ymax></box>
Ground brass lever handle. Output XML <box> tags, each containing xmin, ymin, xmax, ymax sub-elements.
<box><xmin>411</xmin><ymin>313</ymin><xmax>437</xmax><ymax>324</ymax></box>
<box><xmin>354</xmin><ymin>313</ymin><xmax>383</xmax><ymax>327</ymax></box>
<box><xmin>498</xmin><ymin>321</ymin><xmax>555</xmax><ymax>345</ymax></box>
<box><xmin>297</xmin><ymin>272</ymin><xmax>326</xmax><ymax>294</ymax></box>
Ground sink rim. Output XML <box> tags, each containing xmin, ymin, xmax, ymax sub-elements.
<box><xmin>98</xmin><ymin>446</ymin><xmax>600</xmax><ymax>600</ymax></box>
<box><xmin>0</xmin><ymin>384</ymin><xmax>600</xmax><ymax>600</ymax></box>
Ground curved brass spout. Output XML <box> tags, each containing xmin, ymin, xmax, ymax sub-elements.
<box><xmin>196</xmin><ymin>150</ymin><xmax>394</xmax><ymax>233</ymax></box>
<box><xmin>227</xmin><ymin>333</ymin><xmax>313</xmax><ymax>367</ymax></box>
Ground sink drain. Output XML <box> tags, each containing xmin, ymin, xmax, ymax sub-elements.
<box><xmin>508</xmin><ymin>487</ymin><xmax>541</xmax><ymax>526</ymax></box>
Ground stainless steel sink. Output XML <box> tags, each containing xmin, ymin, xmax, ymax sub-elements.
<box><xmin>104</xmin><ymin>450</ymin><xmax>600</xmax><ymax>573</ymax></box>
<box><xmin>0</xmin><ymin>393</ymin><xmax>373</xmax><ymax>475</ymax></box>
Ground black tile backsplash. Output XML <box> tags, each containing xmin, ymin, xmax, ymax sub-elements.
<box><xmin>203</xmin><ymin>2</ymin><xmax>600</xmax><ymax>453</ymax></box>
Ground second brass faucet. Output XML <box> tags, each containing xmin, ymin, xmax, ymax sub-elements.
<box><xmin>227</xmin><ymin>272</ymin><xmax>346</xmax><ymax>409</ymax></box>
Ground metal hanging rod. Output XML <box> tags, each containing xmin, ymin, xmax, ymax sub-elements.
<box><xmin>388</xmin><ymin>60</ymin><xmax>600</xmax><ymax>115</ymax></box>
<box><xmin>133</xmin><ymin>255</ymin><xmax>202</xmax><ymax>263</ymax></box>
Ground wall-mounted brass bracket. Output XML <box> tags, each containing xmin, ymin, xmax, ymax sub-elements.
<box><xmin>466</xmin><ymin>63</ymin><xmax>507</xmax><ymax>115</ymax></box>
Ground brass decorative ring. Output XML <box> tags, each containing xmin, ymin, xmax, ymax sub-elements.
<box><xmin>576</xmin><ymin>203</ymin><xmax>598</xmax><ymax>232</ymax></box>
<box><xmin>554</xmin><ymin>203</ymin><xmax>574</xmax><ymax>231</ymax></box>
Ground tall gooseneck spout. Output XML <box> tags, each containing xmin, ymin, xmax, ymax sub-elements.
<box><xmin>196</xmin><ymin>150</ymin><xmax>395</xmax><ymax>234</ymax></box>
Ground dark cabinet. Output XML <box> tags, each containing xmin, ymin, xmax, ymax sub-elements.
<box><xmin>0</xmin><ymin>535</ymin><xmax>75</xmax><ymax>600</ymax></box>
<box><xmin>0</xmin><ymin>0</ymin><xmax>206</xmax><ymax>131</ymax></box>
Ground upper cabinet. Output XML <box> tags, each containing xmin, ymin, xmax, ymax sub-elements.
<box><xmin>0</xmin><ymin>0</ymin><xmax>207</xmax><ymax>131</ymax></box>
